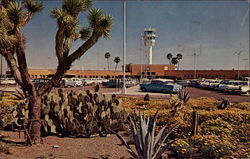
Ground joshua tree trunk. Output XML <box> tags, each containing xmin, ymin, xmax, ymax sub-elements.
<box><xmin>29</xmin><ymin>93</ymin><xmax>41</xmax><ymax>144</ymax></box>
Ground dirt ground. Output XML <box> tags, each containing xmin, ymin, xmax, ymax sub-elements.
<box><xmin>0</xmin><ymin>131</ymin><xmax>131</xmax><ymax>159</ymax></box>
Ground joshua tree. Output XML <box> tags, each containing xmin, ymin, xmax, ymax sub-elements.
<box><xmin>0</xmin><ymin>0</ymin><xmax>113</xmax><ymax>144</ymax></box>
<box><xmin>105</xmin><ymin>52</ymin><xmax>111</xmax><ymax>70</ymax></box>
<box><xmin>176</xmin><ymin>53</ymin><xmax>182</xmax><ymax>70</ymax></box>
<box><xmin>166</xmin><ymin>53</ymin><xmax>173</xmax><ymax>64</ymax></box>
<box><xmin>113</xmin><ymin>56</ymin><xmax>120</xmax><ymax>72</ymax></box>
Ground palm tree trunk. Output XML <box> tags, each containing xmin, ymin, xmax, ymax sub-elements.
<box><xmin>114</xmin><ymin>63</ymin><xmax>117</xmax><ymax>72</ymax></box>
<box><xmin>107</xmin><ymin>59</ymin><xmax>110</xmax><ymax>71</ymax></box>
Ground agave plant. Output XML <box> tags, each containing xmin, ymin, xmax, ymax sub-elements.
<box><xmin>169</xmin><ymin>89</ymin><xmax>190</xmax><ymax>117</ymax></box>
<box><xmin>112</xmin><ymin>112</ymin><xmax>176</xmax><ymax>159</ymax></box>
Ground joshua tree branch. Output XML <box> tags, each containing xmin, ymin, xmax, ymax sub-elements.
<box><xmin>15</xmin><ymin>33</ymin><xmax>36</xmax><ymax>95</ymax></box>
<box><xmin>67</xmin><ymin>32</ymin><xmax>102</xmax><ymax>64</ymax></box>
<box><xmin>39</xmin><ymin>33</ymin><xmax>102</xmax><ymax>95</ymax></box>
<box><xmin>55</xmin><ymin>22</ymin><xmax>65</xmax><ymax>63</ymax></box>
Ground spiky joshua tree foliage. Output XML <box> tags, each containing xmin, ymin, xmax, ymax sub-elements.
<box><xmin>113</xmin><ymin>112</ymin><xmax>176</xmax><ymax>159</ymax></box>
<box><xmin>0</xmin><ymin>0</ymin><xmax>113</xmax><ymax>144</ymax></box>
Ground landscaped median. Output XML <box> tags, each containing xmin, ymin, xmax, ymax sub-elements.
<box><xmin>0</xmin><ymin>91</ymin><xmax>249</xmax><ymax>158</ymax></box>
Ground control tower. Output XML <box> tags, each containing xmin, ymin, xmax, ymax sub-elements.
<box><xmin>143</xmin><ymin>28</ymin><xmax>156</xmax><ymax>65</ymax></box>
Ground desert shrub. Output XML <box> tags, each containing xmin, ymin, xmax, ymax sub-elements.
<box><xmin>169</xmin><ymin>138</ymin><xmax>193</xmax><ymax>158</ymax></box>
<box><xmin>192</xmin><ymin>135</ymin><xmax>234</xmax><ymax>159</ymax></box>
<box><xmin>200</xmin><ymin>118</ymin><xmax>233</xmax><ymax>136</ymax></box>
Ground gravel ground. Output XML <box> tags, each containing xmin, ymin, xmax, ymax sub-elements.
<box><xmin>0</xmin><ymin>131</ymin><xmax>131</xmax><ymax>159</ymax></box>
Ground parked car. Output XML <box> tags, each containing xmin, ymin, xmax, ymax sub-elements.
<box><xmin>200</xmin><ymin>79</ymin><xmax>218</xmax><ymax>89</ymax></box>
<box><xmin>176</xmin><ymin>80</ymin><xmax>189</xmax><ymax>87</ymax></box>
<box><xmin>224</xmin><ymin>81</ymin><xmax>249</xmax><ymax>94</ymax></box>
<box><xmin>188</xmin><ymin>79</ymin><xmax>201</xmax><ymax>87</ymax></box>
<box><xmin>71</xmin><ymin>78</ymin><xmax>83</xmax><ymax>87</ymax></box>
<box><xmin>102</xmin><ymin>79</ymin><xmax>121</xmax><ymax>88</ymax></box>
<box><xmin>61</xmin><ymin>78</ymin><xmax>76</xmax><ymax>87</ymax></box>
<box><xmin>207</xmin><ymin>80</ymin><xmax>222</xmax><ymax>89</ymax></box>
<box><xmin>239</xmin><ymin>84</ymin><xmax>250</xmax><ymax>94</ymax></box>
<box><xmin>32</xmin><ymin>78</ymin><xmax>49</xmax><ymax>88</ymax></box>
<box><xmin>216</xmin><ymin>80</ymin><xmax>232</xmax><ymax>91</ymax></box>
<box><xmin>0</xmin><ymin>78</ymin><xmax>16</xmax><ymax>85</ymax></box>
<box><xmin>140</xmin><ymin>79</ymin><xmax>182</xmax><ymax>93</ymax></box>
<box><xmin>102</xmin><ymin>78</ymin><xmax>138</xmax><ymax>88</ymax></box>
<box><xmin>82</xmin><ymin>78</ymin><xmax>101</xmax><ymax>85</ymax></box>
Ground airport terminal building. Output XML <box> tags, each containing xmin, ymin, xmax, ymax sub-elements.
<box><xmin>5</xmin><ymin>64</ymin><xmax>249</xmax><ymax>80</ymax></box>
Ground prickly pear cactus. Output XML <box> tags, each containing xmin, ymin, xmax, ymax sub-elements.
<box><xmin>0</xmin><ymin>90</ymin><xmax>128</xmax><ymax>137</ymax></box>
<box><xmin>40</xmin><ymin>89</ymin><xmax>128</xmax><ymax>137</ymax></box>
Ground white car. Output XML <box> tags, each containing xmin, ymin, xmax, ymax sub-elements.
<box><xmin>217</xmin><ymin>80</ymin><xmax>233</xmax><ymax>91</ymax></box>
<box><xmin>82</xmin><ymin>79</ymin><xmax>96</xmax><ymax>85</ymax></box>
<box><xmin>0</xmin><ymin>78</ymin><xmax>16</xmax><ymax>85</ymax></box>
<box><xmin>71</xmin><ymin>78</ymin><xmax>83</xmax><ymax>87</ymax></box>
<box><xmin>239</xmin><ymin>85</ymin><xmax>250</xmax><ymax>94</ymax></box>
<box><xmin>61</xmin><ymin>79</ymin><xmax>76</xmax><ymax>87</ymax></box>
<box><xmin>207</xmin><ymin>80</ymin><xmax>222</xmax><ymax>89</ymax></box>
<box><xmin>224</xmin><ymin>81</ymin><xmax>249</xmax><ymax>94</ymax></box>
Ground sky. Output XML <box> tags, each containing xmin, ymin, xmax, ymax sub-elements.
<box><xmin>4</xmin><ymin>0</ymin><xmax>249</xmax><ymax>71</ymax></box>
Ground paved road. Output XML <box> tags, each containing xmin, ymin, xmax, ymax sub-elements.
<box><xmin>185</xmin><ymin>87</ymin><xmax>250</xmax><ymax>103</ymax></box>
<box><xmin>1</xmin><ymin>85</ymin><xmax>249</xmax><ymax>103</ymax></box>
<box><xmin>124</xmin><ymin>85</ymin><xmax>249</xmax><ymax>103</ymax></box>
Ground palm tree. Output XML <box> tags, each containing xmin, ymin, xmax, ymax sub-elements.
<box><xmin>0</xmin><ymin>0</ymin><xmax>113</xmax><ymax>144</ymax></box>
<box><xmin>113</xmin><ymin>56</ymin><xmax>120</xmax><ymax>72</ymax></box>
<box><xmin>105</xmin><ymin>52</ymin><xmax>111</xmax><ymax>70</ymax></box>
<box><xmin>166</xmin><ymin>53</ymin><xmax>173</xmax><ymax>64</ymax></box>
<box><xmin>176</xmin><ymin>53</ymin><xmax>183</xmax><ymax>70</ymax></box>
<box><xmin>171</xmin><ymin>57</ymin><xmax>178</xmax><ymax>70</ymax></box>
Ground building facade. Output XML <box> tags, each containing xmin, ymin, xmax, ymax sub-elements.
<box><xmin>6</xmin><ymin>65</ymin><xmax>249</xmax><ymax>80</ymax></box>
<box><xmin>6</xmin><ymin>69</ymin><xmax>129</xmax><ymax>79</ymax></box>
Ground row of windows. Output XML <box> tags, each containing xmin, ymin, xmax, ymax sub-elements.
<box><xmin>184</xmin><ymin>74</ymin><xmax>226</xmax><ymax>78</ymax></box>
<box><xmin>30</xmin><ymin>75</ymin><xmax>119</xmax><ymax>79</ymax></box>
<box><xmin>141</xmin><ymin>72</ymin><xmax>156</xmax><ymax>75</ymax></box>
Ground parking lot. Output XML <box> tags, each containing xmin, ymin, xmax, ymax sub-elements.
<box><xmin>0</xmin><ymin>84</ymin><xmax>249</xmax><ymax>103</ymax></box>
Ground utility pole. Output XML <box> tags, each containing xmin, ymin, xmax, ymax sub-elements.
<box><xmin>234</xmin><ymin>50</ymin><xmax>242</xmax><ymax>80</ymax></box>
<box><xmin>187</xmin><ymin>45</ymin><xmax>202</xmax><ymax>79</ymax></box>
<box><xmin>122</xmin><ymin>0</ymin><xmax>127</xmax><ymax>94</ymax></box>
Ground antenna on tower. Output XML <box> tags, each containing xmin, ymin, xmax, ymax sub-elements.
<box><xmin>234</xmin><ymin>43</ymin><xmax>243</xmax><ymax>80</ymax></box>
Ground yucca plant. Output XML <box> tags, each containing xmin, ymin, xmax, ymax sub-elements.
<box><xmin>112</xmin><ymin>112</ymin><xmax>177</xmax><ymax>159</ymax></box>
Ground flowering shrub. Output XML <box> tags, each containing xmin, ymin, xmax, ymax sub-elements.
<box><xmin>119</xmin><ymin>96</ymin><xmax>249</xmax><ymax>158</ymax></box>
<box><xmin>192</xmin><ymin>135</ymin><xmax>234</xmax><ymax>159</ymax></box>
<box><xmin>200</xmin><ymin>118</ymin><xmax>233</xmax><ymax>136</ymax></box>
<box><xmin>233</xmin><ymin>123</ymin><xmax>250</xmax><ymax>142</ymax></box>
<box><xmin>169</xmin><ymin>139</ymin><xmax>193</xmax><ymax>158</ymax></box>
